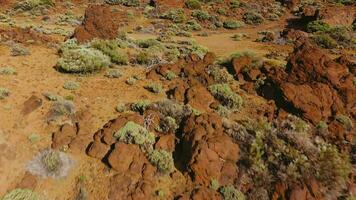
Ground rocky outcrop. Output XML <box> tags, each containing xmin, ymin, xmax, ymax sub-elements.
<box><xmin>316</xmin><ymin>6</ymin><xmax>356</xmax><ymax>26</ymax></box>
<box><xmin>72</xmin><ymin>5</ymin><xmax>128</xmax><ymax>43</ymax></box>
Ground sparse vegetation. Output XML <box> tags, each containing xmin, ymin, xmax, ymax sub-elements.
<box><xmin>0</xmin><ymin>67</ymin><xmax>17</xmax><ymax>75</ymax></box>
<box><xmin>11</xmin><ymin>44</ymin><xmax>30</xmax><ymax>56</ymax></box>
<box><xmin>114</xmin><ymin>121</ymin><xmax>155</xmax><ymax>150</ymax></box>
<box><xmin>63</xmin><ymin>81</ymin><xmax>80</xmax><ymax>90</ymax></box>
<box><xmin>57</xmin><ymin>47</ymin><xmax>110</xmax><ymax>73</ymax></box>
<box><xmin>208</xmin><ymin>84</ymin><xmax>243</xmax><ymax>109</ymax></box>
<box><xmin>148</xmin><ymin>149</ymin><xmax>174</xmax><ymax>174</ymax></box>
<box><xmin>192</xmin><ymin>10</ymin><xmax>211</xmax><ymax>21</ymax></box>
<box><xmin>131</xmin><ymin>100</ymin><xmax>151</xmax><ymax>114</ymax></box>
<box><xmin>307</xmin><ymin>20</ymin><xmax>331</xmax><ymax>33</ymax></box>
<box><xmin>335</xmin><ymin>114</ymin><xmax>353</xmax><ymax>130</ymax></box>
<box><xmin>243</xmin><ymin>11</ymin><xmax>264</xmax><ymax>25</ymax></box>
<box><xmin>105</xmin><ymin>69</ymin><xmax>122</xmax><ymax>78</ymax></box>
<box><xmin>145</xmin><ymin>82</ymin><xmax>163</xmax><ymax>94</ymax></box>
<box><xmin>161</xmin><ymin>9</ymin><xmax>186</xmax><ymax>23</ymax></box>
<box><xmin>159</xmin><ymin>116</ymin><xmax>178</xmax><ymax>133</ymax></box>
<box><xmin>26</xmin><ymin>149</ymin><xmax>74</xmax><ymax>179</ymax></box>
<box><xmin>1</xmin><ymin>189</ymin><xmax>40</xmax><ymax>200</ymax></box>
<box><xmin>185</xmin><ymin>0</ymin><xmax>201</xmax><ymax>9</ymax></box>
<box><xmin>219</xmin><ymin>185</ymin><xmax>245</xmax><ymax>200</ymax></box>
<box><xmin>0</xmin><ymin>87</ymin><xmax>10</xmax><ymax>100</ymax></box>
<box><xmin>14</xmin><ymin>0</ymin><xmax>54</xmax><ymax>12</ymax></box>
<box><xmin>223</xmin><ymin>20</ymin><xmax>243</xmax><ymax>29</ymax></box>
<box><xmin>91</xmin><ymin>39</ymin><xmax>128</xmax><ymax>65</ymax></box>
<box><xmin>105</xmin><ymin>0</ymin><xmax>140</xmax><ymax>6</ymax></box>
<box><xmin>313</xmin><ymin>34</ymin><xmax>337</xmax><ymax>49</ymax></box>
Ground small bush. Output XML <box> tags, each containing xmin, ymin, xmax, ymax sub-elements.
<box><xmin>223</xmin><ymin>20</ymin><xmax>243</xmax><ymax>29</ymax></box>
<box><xmin>165</xmin><ymin>70</ymin><xmax>178</xmax><ymax>80</ymax></box>
<box><xmin>1</xmin><ymin>189</ymin><xmax>40</xmax><ymax>200</ymax></box>
<box><xmin>0</xmin><ymin>87</ymin><xmax>10</xmax><ymax>100</ymax></box>
<box><xmin>145</xmin><ymin>82</ymin><xmax>163</xmax><ymax>94</ymax></box>
<box><xmin>215</xmin><ymin>105</ymin><xmax>231</xmax><ymax>117</ymax></box>
<box><xmin>192</xmin><ymin>10</ymin><xmax>211</xmax><ymax>21</ymax></box>
<box><xmin>63</xmin><ymin>81</ymin><xmax>80</xmax><ymax>90</ymax></box>
<box><xmin>14</xmin><ymin>0</ymin><xmax>54</xmax><ymax>11</ymax></box>
<box><xmin>209</xmin><ymin>66</ymin><xmax>234</xmax><ymax>83</ymax></box>
<box><xmin>47</xmin><ymin>100</ymin><xmax>76</xmax><ymax>121</ymax></box>
<box><xmin>217</xmin><ymin>8</ymin><xmax>227</xmax><ymax>15</ymax></box>
<box><xmin>208</xmin><ymin>84</ymin><xmax>243</xmax><ymax>109</ymax></box>
<box><xmin>219</xmin><ymin>185</ymin><xmax>245</xmax><ymax>200</ymax></box>
<box><xmin>161</xmin><ymin>9</ymin><xmax>186</xmax><ymax>23</ymax></box>
<box><xmin>210</xmin><ymin>179</ymin><xmax>220</xmax><ymax>191</ymax></box>
<box><xmin>307</xmin><ymin>20</ymin><xmax>331</xmax><ymax>33</ymax></box>
<box><xmin>105</xmin><ymin>69</ymin><xmax>122</xmax><ymax>78</ymax></box>
<box><xmin>0</xmin><ymin>67</ymin><xmax>17</xmax><ymax>75</ymax></box>
<box><xmin>131</xmin><ymin>100</ymin><xmax>151</xmax><ymax>114</ymax></box>
<box><xmin>90</xmin><ymin>39</ymin><xmax>128</xmax><ymax>65</ymax></box>
<box><xmin>185</xmin><ymin>0</ymin><xmax>201</xmax><ymax>9</ymax></box>
<box><xmin>115</xmin><ymin>103</ymin><xmax>126</xmax><ymax>113</ymax></box>
<box><xmin>26</xmin><ymin>149</ymin><xmax>74</xmax><ymax>179</ymax></box>
<box><xmin>313</xmin><ymin>34</ymin><xmax>337</xmax><ymax>49</ymax></box>
<box><xmin>159</xmin><ymin>116</ymin><xmax>178</xmax><ymax>133</ymax></box>
<box><xmin>57</xmin><ymin>47</ymin><xmax>110</xmax><ymax>73</ymax></box>
<box><xmin>243</xmin><ymin>11</ymin><xmax>264</xmax><ymax>25</ymax></box>
<box><xmin>335</xmin><ymin>115</ymin><xmax>353</xmax><ymax>130</ymax></box>
<box><xmin>11</xmin><ymin>44</ymin><xmax>30</xmax><ymax>56</ymax></box>
<box><xmin>148</xmin><ymin>149</ymin><xmax>174</xmax><ymax>174</ymax></box>
<box><xmin>126</xmin><ymin>77</ymin><xmax>137</xmax><ymax>85</ymax></box>
<box><xmin>114</xmin><ymin>121</ymin><xmax>155</xmax><ymax>150</ymax></box>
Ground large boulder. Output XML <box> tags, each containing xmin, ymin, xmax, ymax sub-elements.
<box><xmin>72</xmin><ymin>5</ymin><xmax>128</xmax><ymax>43</ymax></box>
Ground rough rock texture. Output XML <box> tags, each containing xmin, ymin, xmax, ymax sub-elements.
<box><xmin>0</xmin><ymin>27</ymin><xmax>55</xmax><ymax>43</ymax></box>
<box><xmin>316</xmin><ymin>6</ymin><xmax>356</xmax><ymax>26</ymax></box>
<box><xmin>72</xmin><ymin>5</ymin><xmax>128</xmax><ymax>43</ymax></box>
<box><xmin>261</xmin><ymin>41</ymin><xmax>355</xmax><ymax>124</ymax></box>
<box><xmin>22</xmin><ymin>95</ymin><xmax>42</xmax><ymax>115</ymax></box>
<box><xmin>180</xmin><ymin>113</ymin><xmax>240</xmax><ymax>186</ymax></box>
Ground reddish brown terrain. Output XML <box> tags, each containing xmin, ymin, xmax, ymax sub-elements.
<box><xmin>0</xmin><ymin>0</ymin><xmax>355</xmax><ymax>199</ymax></box>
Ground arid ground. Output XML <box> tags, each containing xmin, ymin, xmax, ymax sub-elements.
<box><xmin>0</xmin><ymin>0</ymin><xmax>355</xmax><ymax>199</ymax></box>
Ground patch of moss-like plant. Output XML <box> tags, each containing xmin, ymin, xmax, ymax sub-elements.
<box><xmin>307</xmin><ymin>20</ymin><xmax>331</xmax><ymax>33</ymax></box>
<box><xmin>0</xmin><ymin>67</ymin><xmax>17</xmax><ymax>75</ymax></box>
<box><xmin>219</xmin><ymin>185</ymin><xmax>245</xmax><ymax>200</ymax></box>
<box><xmin>1</xmin><ymin>189</ymin><xmax>40</xmax><ymax>200</ymax></box>
<box><xmin>63</xmin><ymin>81</ymin><xmax>80</xmax><ymax>90</ymax></box>
<box><xmin>243</xmin><ymin>11</ymin><xmax>264</xmax><ymax>25</ymax></box>
<box><xmin>145</xmin><ymin>82</ymin><xmax>163</xmax><ymax>94</ymax></box>
<box><xmin>131</xmin><ymin>100</ymin><xmax>151</xmax><ymax>114</ymax></box>
<box><xmin>114</xmin><ymin>121</ymin><xmax>155</xmax><ymax>150</ymax></box>
<box><xmin>57</xmin><ymin>47</ymin><xmax>110</xmax><ymax>73</ymax></box>
<box><xmin>208</xmin><ymin>84</ymin><xmax>243</xmax><ymax>109</ymax></box>
<box><xmin>148</xmin><ymin>149</ymin><xmax>174</xmax><ymax>174</ymax></box>
<box><xmin>185</xmin><ymin>0</ymin><xmax>201</xmax><ymax>9</ymax></box>
<box><xmin>223</xmin><ymin>20</ymin><xmax>244</xmax><ymax>29</ymax></box>
<box><xmin>0</xmin><ymin>87</ymin><xmax>10</xmax><ymax>100</ymax></box>
<box><xmin>161</xmin><ymin>9</ymin><xmax>186</xmax><ymax>23</ymax></box>
<box><xmin>26</xmin><ymin>149</ymin><xmax>74</xmax><ymax>179</ymax></box>
<box><xmin>90</xmin><ymin>39</ymin><xmax>128</xmax><ymax>65</ymax></box>
<box><xmin>14</xmin><ymin>0</ymin><xmax>54</xmax><ymax>11</ymax></box>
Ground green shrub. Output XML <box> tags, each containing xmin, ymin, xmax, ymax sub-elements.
<box><xmin>335</xmin><ymin>115</ymin><xmax>353</xmax><ymax>130</ymax></box>
<box><xmin>186</xmin><ymin>19</ymin><xmax>202</xmax><ymax>31</ymax></box>
<box><xmin>217</xmin><ymin>8</ymin><xmax>227</xmax><ymax>15</ymax></box>
<box><xmin>189</xmin><ymin>42</ymin><xmax>209</xmax><ymax>58</ymax></box>
<box><xmin>219</xmin><ymin>185</ymin><xmax>245</xmax><ymax>200</ymax></box>
<box><xmin>145</xmin><ymin>82</ymin><xmax>163</xmax><ymax>94</ymax></box>
<box><xmin>148</xmin><ymin>149</ymin><xmax>174</xmax><ymax>174</ymax></box>
<box><xmin>230</xmin><ymin>0</ymin><xmax>240</xmax><ymax>8</ymax></box>
<box><xmin>57</xmin><ymin>48</ymin><xmax>110</xmax><ymax>73</ymax></box>
<box><xmin>1</xmin><ymin>189</ymin><xmax>40</xmax><ymax>200</ymax></box>
<box><xmin>115</xmin><ymin>103</ymin><xmax>126</xmax><ymax>113</ymax></box>
<box><xmin>307</xmin><ymin>20</ymin><xmax>331</xmax><ymax>33</ymax></box>
<box><xmin>90</xmin><ymin>39</ymin><xmax>128</xmax><ymax>65</ymax></box>
<box><xmin>0</xmin><ymin>87</ymin><xmax>10</xmax><ymax>100</ymax></box>
<box><xmin>105</xmin><ymin>0</ymin><xmax>140</xmax><ymax>6</ymax></box>
<box><xmin>223</xmin><ymin>20</ymin><xmax>243</xmax><ymax>29</ymax></box>
<box><xmin>161</xmin><ymin>9</ymin><xmax>186</xmax><ymax>23</ymax></box>
<box><xmin>192</xmin><ymin>10</ymin><xmax>211</xmax><ymax>21</ymax></box>
<box><xmin>14</xmin><ymin>0</ymin><xmax>54</xmax><ymax>11</ymax></box>
<box><xmin>126</xmin><ymin>77</ymin><xmax>137</xmax><ymax>85</ymax></box>
<box><xmin>210</xmin><ymin>66</ymin><xmax>234</xmax><ymax>83</ymax></box>
<box><xmin>114</xmin><ymin>121</ymin><xmax>155</xmax><ymax>150</ymax></box>
<box><xmin>313</xmin><ymin>34</ymin><xmax>337</xmax><ymax>49</ymax></box>
<box><xmin>131</xmin><ymin>100</ymin><xmax>151</xmax><ymax>114</ymax></box>
<box><xmin>316</xmin><ymin>121</ymin><xmax>328</xmax><ymax>132</ymax></box>
<box><xmin>165</xmin><ymin>70</ymin><xmax>178</xmax><ymax>80</ymax></box>
<box><xmin>317</xmin><ymin>143</ymin><xmax>351</xmax><ymax>187</ymax></box>
<box><xmin>352</xmin><ymin>20</ymin><xmax>356</xmax><ymax>31</ymax></box>
<box><xmin>0</xmin><ymin>67</ymin><xmax>17</xmax><ymax>75</ymax></box>
<box><xmin>11</xmin><ymin>44</ymin><xmax>30</xmax><ymax>56</ymax></box>
<box><xmin>208</xmin><ymin>84</ymin><xmax>243</xmax><ymax>109</ymax></box>
<box><xmin>63</xmin><ymin>81</ymin><xmax>80</xmax><ymax>90</ymax></box>
<box><xmin>159</xmin><ymin>116</ymin><xmax>178</xmax><ymax>133</ymax></box>
<box><xmin>210</xmin><ymin>179</ymin><xmax>220</xmax><ymax>191</ymax></box>
<box><xmin>105</xmin><ymin>69</ymin><xmax>122</xmax><ymax>78</ymax></box>
<box><xmin>243</xmin><ymin>11</ymin><xmax>264</xmax><ymax>25</ymax></box>
<box><xmin>185</xmin><ymin>0</ymin><xmax>201</xmax><ymax>9</ymax></box>
<box><xmin>215</xmin><ymin>105</ymin><xmax>231</xmax><ymax>117</ymax></box>
<box><xmin>42</xmin><ymin>150</ymin><xmax>61</xmax><ymax>172</ymax></box>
